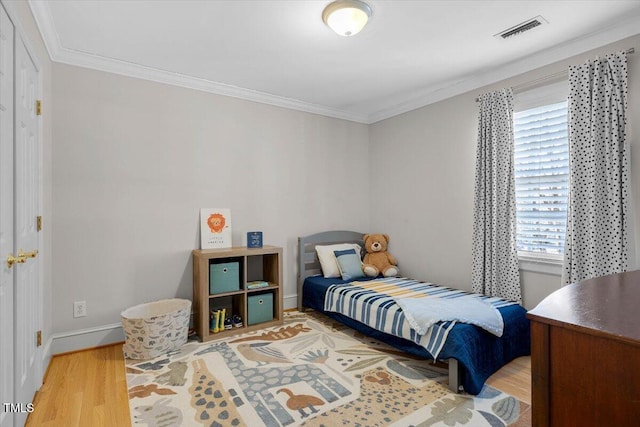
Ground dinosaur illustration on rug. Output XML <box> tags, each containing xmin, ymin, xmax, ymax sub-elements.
<box><xmin>133</xmin><ymin>398</ymin><xmax>183</xmax><ymax>427</ymax></box>
<box><xmin>188</xmin><ymin>359</ymin><xmax>245</xmax><ymax>426</ymax></box>
<box><xmin>277</xmin><ymin>388</ymin><xmax>325</xmax><ymax>419</ymax></box>
<box><xmin>194</xmin><ymin>341</ymin><xmax>351</xmax><ymax>426</ymax></box>
<box><xmin>300</xmin><ymin>366</ymin><xmax>449</xmax><ymax>427</ymax></box>
<box><xmin>229</xmin><ymin>323</ymin><xmax>312</xmax><ymax>343</ymax></box>
<box><xmin>125</xmin><ymin>311</ymin><xmax>526</xmax><ymax>427</ymax></box>
<box><xmin>155</xmin><ymin>361</ymin><xmax>188</xmax><ymax>386</ymax></box>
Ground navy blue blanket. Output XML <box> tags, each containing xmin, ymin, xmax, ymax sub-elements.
<box><xmin>302</xmin><ymin>275</ymin><xmax>530</xmax><ymax>394</ymax></box>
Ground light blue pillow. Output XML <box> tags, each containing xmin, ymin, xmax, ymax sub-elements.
<box><xmin>333</xmin><ymin>249</ymin><xmax>365</xmax><ymax>281</ymax></box>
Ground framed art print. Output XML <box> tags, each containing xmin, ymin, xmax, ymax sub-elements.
<box><xmin>200</xmin><ymin>208</ymin><xmax>232</xmax><ymax>249</ymax></box>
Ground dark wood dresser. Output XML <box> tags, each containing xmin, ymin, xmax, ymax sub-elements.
<box><xmin>527</xmin><ymin>270</ymin><xmax>640</xmax><ymax>426</ymax></box>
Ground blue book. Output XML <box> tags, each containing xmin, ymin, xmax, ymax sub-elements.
<box><xmin>247</xmin><ymin>231</ymin><xmax>263</xmax><ymax>248</ymax></box>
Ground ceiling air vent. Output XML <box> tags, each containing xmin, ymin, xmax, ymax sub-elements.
<box><xmin>495</xmin><ymin>15</ymin><xmax>547</xmax><ymax>39</ymax></box>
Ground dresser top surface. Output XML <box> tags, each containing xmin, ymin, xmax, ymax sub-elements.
<box><xmin>527</xmin><ymin>270</ymin><xmax>640</xmax><ymax>344</ymax></box>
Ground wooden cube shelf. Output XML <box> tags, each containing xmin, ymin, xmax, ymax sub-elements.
<box><xmin>192</xmin><ymin>245</ymin><xmax>283</xmax><ymax>342</ymax></box>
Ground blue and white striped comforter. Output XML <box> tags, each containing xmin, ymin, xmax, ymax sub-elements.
<box><xmin>323</xmin><ymin>277</ymin><xmax>517</xmax><ymax>359</ymax></box>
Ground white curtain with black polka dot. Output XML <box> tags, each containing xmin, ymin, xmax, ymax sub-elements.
<box><xmin>472</xmin><ymin>88</ymin><xmax>521</xmax><ymax>303</ymax></box>
<box><xmin>563</xmin><ymin>51</ymin><xmax>630</xmax><ymax>285</ymax></box>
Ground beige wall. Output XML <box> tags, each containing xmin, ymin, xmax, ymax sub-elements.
<box><xmin>370</xmin><ymin>34</ymin><xmax>640</xmax><ymax>310</ymax></box>
<box><xmin>45</xmin><ymin>24</ymin><xmax>640</xmax><ymax>342</ymax></box>
<box><xmin>52</xmin><ymin>63</ymin><xmax>370</xmax><ymax>333</ymax></box>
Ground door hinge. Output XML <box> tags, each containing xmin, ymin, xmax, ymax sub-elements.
<box><xmin>37</xmin><ymin>216</ymin><xmax>42</xmax><ymax>231</ymax></box>
<box><xmin>36</xmin><ymin>330</ymin><xmax>42</xmax><ymax>347</ymax></box>
<box><xmin>36</xmin><ymin>100</ymin><xmax>42</xmax><ymax>116</ymax></box>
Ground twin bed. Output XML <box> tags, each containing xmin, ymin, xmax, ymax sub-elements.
<box><xmin>297</xmin><ymin>230</ymin><xmax>530</xmax><ymax>395</ymax></box>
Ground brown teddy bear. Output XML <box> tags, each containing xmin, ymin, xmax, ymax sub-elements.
<box><xmin>362</xmin><ymin>234</ymin><xmax>399</xmax><ymax>277</ymax></box>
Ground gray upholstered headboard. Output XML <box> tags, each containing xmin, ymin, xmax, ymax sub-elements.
<box><xmin>297</xmin><ymin>230</ymin><xmax>364</xmax><ymax>311</ymax></box>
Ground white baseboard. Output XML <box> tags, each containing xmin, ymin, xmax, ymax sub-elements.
<box><xmin>50</xmin><ymin>323</ymin><xmax>125</xmax><ymax>355</ymax></box>
<box><xmin>41</xmin><ymin>336</ymin><xmax>53</xmax><ymax>379</ymax></box>
<box><xmin>47</xmin><ymin>300</ymin><xmax>297</xmax><ymax>358</ymax></box>
<box><xmin>283</xmin><ymin>294</ymin><xmax>298</xmax><ymax>311</ymax></box>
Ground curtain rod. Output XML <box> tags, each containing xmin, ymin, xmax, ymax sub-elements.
<box><xmin>476</xmin><ymin>47</ymin><xmax>635</xmax><ymax>101</ymax></box>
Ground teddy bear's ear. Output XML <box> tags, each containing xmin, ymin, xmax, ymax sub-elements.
<box><xmin>363</xmin><ymin>234</ymin><xmax>370</xmax><ymax>242</ymax></box>
<box><xmin>383</xmin><ymin>234</ymin><xmax>390</xmax><ymax>243</ymax></box>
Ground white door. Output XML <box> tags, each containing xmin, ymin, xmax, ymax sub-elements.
<box><xmin>13</xmin><ymin>30</ymin><xmax>41</xmax><ymax>426</ymax></box>
<box><xmin>0</xmin><ymin>4</ymin><xmax>15</xmax><ymax>427</ymax></box>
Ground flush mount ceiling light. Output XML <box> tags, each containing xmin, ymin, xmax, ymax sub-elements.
<box><xmin>322</xmin><ymin>0</ymin><xmax>372</xmax><ymax>37</ymax></box>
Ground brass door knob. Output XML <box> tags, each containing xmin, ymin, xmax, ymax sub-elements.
<box><xmin>7</xmin><ymin>253</ymin><xmax>26</xmax><ymax>268</ymax></box>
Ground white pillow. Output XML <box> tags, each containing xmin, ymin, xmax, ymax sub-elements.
<box><xmin>315</xmin><ymin>243</ymin><xmax>362</xmax><ymax>278</ymax></box>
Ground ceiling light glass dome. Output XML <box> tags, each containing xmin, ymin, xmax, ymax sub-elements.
<box><xmin>322</xmin><ymin>0</ymin><xmax>372</xmax><ymax>37</ymax></box>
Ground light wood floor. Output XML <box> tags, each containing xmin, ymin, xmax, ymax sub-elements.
<box><xmin>26</xmin><ymin>344</ymin><xmax>130</xmax><ymax>427</ymax></box>
<box><xmin>27</xmin><ymin>343</ymin><xmax>531</xmax><ymax>426</ymax></box>
<box><xmin>486</xmin><ymin>355</ymin><xmax>531</xmax><ymax>404</ymax></box>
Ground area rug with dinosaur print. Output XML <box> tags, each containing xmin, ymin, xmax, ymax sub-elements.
<box><xmin>125</xmin><ymin>310</ymin><xmax>530</xmax><ymax>426</ymax></box>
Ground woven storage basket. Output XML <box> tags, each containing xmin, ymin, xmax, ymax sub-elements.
<box><xmin>121</xmin><ymin>298</ymin><xmax>191</xmax><ymax>359</ymax></box>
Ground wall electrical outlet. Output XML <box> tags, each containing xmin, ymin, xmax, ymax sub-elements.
<box><xmin>73</xmin><ymin>300</ymin><xmax>87</xmax><ymax>318</ymax></box>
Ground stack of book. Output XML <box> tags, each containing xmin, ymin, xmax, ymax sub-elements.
<box><xmin>247</xmin><ymin>280</ymin><xmax>270</xmax><ymax>289</ymax></box>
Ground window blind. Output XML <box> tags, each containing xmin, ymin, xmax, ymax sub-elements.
<box><xmin>513</xmin><ymin>101</ymin><xmax>568</xmax><ymax>255</ymax></box>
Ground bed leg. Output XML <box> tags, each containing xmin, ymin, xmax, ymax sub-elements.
<box><xmin>448</xmin><ymin>359</ymin><xmax>463</xmax><ymax>393</ymax></box>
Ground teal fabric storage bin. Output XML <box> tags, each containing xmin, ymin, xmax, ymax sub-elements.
<box><xmin>247</xmin><ymin>293</ymin><xmax>273</xmax><ymax>325</ymax></box>
<box><xmin>209</xmin><ymin>262</ymin><xmax>240</xmax><ymax>294</ymax></box>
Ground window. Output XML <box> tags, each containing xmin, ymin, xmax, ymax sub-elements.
<box><xmin>513</xmin><ymin>101</ymin><xmax>569</xmax><ymax>257</ymax></box>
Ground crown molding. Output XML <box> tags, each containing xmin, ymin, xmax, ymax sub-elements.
<box><xmin>54</xmin><ymin>46</ymin><xmax>370</xmax><ymax>123</ymax></box>
<box><xmin>29</xmin><ymin>0</ymin><xmax>640</xmax><ymax>125</ymax></box>
<box><xmin>367</xmin><ymin>13</ymin><xmax>640</xmax><ymax>123</ymax></box>
<box><xmin>27</xmin><ymin>0</ymin><xmax>369</xmax><ymax>124</ymax></box>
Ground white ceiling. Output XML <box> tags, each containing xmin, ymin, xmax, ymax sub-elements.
<box><xmin>29</xmin><ymin>0</ymin><xmax>640</xmax><ymax>123</ymax></box>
